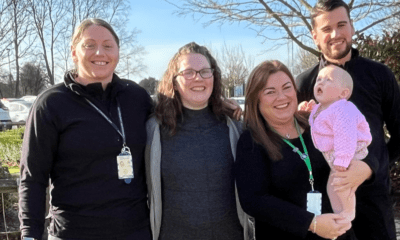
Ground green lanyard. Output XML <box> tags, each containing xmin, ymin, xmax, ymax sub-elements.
<box><xmin>275</xmin><ymin>119</ymin><xmax>315</xmax><ymax>191</ymax></box>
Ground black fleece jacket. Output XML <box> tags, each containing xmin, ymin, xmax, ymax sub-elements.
<box><xmin>19</xmin><ymin>72</ymin><xmax>152</xmax><ymax>239</ymax></box>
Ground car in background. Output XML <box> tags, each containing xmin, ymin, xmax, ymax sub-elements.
<box><xmin>0</xmin><ymin>101</ymin><xmax>12</xmax><ymax>130</ymax></box>
<box><xmin>8</xmin><ymin>101</ymin><xmax>32</xmax><ymax>123</ymax></box>
<box><xmin>231</xmin><ymin>96</ymin><xmax>245</xmax><ymax>111</ymax></box>
<box><xmin>1</xmin><ymin>98</ymin><xmax>26</xmax><ymax>108</ymax></box>
<box><xmin>20</xmin><ymin>95</ymin><xmax>37</xmax><ymax>103</ymax></box>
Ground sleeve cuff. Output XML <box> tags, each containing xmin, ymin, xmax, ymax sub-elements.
<box><xmin>360</xmin><ymin>157</ymin><xmax>377</xmax><ymax>185</ymax></box>
<box><xmin>333</xmin><ymin>156</ymin><xmax>352</xmax><ymax>168</ymax></box>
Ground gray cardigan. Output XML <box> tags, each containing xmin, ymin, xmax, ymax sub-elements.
<box><xmin>145</xmin><ymin>115</ymin><xmax>254</xmax><ymax>240</ymax></box>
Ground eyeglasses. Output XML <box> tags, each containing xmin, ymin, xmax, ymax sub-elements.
<box><xmin>176</xmin><ymin>68</ymin><xmax>214</xmax><ymax>80</ymax></box>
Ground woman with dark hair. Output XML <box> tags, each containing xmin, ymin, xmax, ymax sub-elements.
<box><xmin>145</xmin><ymin>42</ymin><xmax>251</xmax><ymax>240</ymax></box>
<box><xmin>19</xmin><ymin>18</ymin><xmax>152</xmax><ymax>240</ymax></box>
<box><xmin>235</xmin><ymin>60</ymin><xmax>355</xmax><ymax>240</ymax></box>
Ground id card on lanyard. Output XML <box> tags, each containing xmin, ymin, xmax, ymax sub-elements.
<box><xmin>280</xmin><ymin>119</ymin><xmax>322</xmax><ymax>216</ymax></box>
<box><xmin>85</xmin><ymin>98</ymin><xmax>134</xmax><ymax>184</ymax></box>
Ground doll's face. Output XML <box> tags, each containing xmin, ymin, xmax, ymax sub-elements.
<box><xmin>314</xmin><ymin>66</ymin><xmax>350</xmax><ymax>108</ymax></box>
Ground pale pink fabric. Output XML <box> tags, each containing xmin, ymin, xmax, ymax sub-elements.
<box><xmin>309</xmin><ymin>99</ymin><xmax>372</xmax><ymax>168</ymax></box>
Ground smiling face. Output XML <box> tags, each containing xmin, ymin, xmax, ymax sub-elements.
<box><xmin>312</xmin><ymin>7</ymin><xmax>355</xmax><ymax>65</ymax></box>
<box><xmin>314</xmin><ymin>65</ymin><xmax>351</xmax><ymax>109</ymax></box>
<box><xmin>174</xmin><ymin>53</ymin><xmax>214</xmax><ymax>110</ymax></box>
<box><xmin>71</xmin><ymin>24</ymin><xmax>119</xmax><ymax>87</ymax></box>
<box><xmin>258</xmin><ymin>71</ymin><xmax>297</xmax><ymax>127</ymax></box>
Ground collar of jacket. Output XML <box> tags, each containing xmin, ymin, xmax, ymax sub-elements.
<box><xmin>63</xmin><ymin>71</ymin><xmax>127</xmax><ymax>98</ymax></box>
<box><xmin>318</xmin><ymin>48</ymin><xmax>360</xmax><ymax>70</ymax></box>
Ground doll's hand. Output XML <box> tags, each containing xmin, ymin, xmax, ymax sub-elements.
<box><xmin>224</xmin><ymin>98</ymin><xmax>243</xmax><ymax>121</ymax></box>
<box><xmin>333</xmin><ymin>165</ymin><xmax>347</xmax><ymax>172</ymax></box>
<box><xmin>298</xmin><ymin>100</ymin><xmax>316</xmax><ymax>112</ymax></box>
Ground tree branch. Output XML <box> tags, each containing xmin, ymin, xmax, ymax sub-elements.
<box><xmin>276</xmin><ymin>0</ymin><xmax>312</xmax><ymax>32</ymax></box>
<box><xmin>356</xmin><ymin>10</ymin><xmax>400</xmax><ymax>34</ymax></box>
<box><xmin>298</xmin><ymin>0</ymin><xmax>312</xmax><ymax>12</ymax></box>
<box><xmin>258</xmin><ymin>0</ymin><xmax>318</xmax><ymax>55</ymax></box>
<box><xmin>348</xmin><ymin>0</ymin><xmax>355</xmax><ymax>9</ymax></box>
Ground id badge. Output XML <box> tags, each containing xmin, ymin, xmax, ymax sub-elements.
<box><xmin>307</xmin><ymin>191</ymin><xmax>322</xmax><ymax>216</ymax></box>
<box><xmin>117</xmin><ymin>152</ymin><xmax>134</xmax><ymax>183</ymax></box>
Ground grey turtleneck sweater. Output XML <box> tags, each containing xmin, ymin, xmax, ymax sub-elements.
<box><xmin>159</xmin><ymin>107</ymin><xmax>243</xmax><ymax>240</ymax></box>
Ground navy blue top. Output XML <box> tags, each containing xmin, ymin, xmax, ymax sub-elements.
<box><xmin>160</xmin><ymin>107</ymin><xmax>243</xmax><ymax>240</ymax></box>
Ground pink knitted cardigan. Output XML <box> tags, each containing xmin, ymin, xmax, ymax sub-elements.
<box><xmin>309</xmin><ymin>99</ymin><xmax>372</xmax><ymax>168</ymax></box>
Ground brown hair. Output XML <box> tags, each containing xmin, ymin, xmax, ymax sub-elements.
<box><xmin>244</xmin><ymin>60</ymin><xmax>309</xmax><ymax>161</ymax></box>
<box><xmin>155</xmin><ymin>42</ymin><xmax>233</xmax><ymax>136</ymax></box>
<box><xmin>311</xmin><ymin>0</ymin><xmax>351</xmax><ymax>28</ymax></box>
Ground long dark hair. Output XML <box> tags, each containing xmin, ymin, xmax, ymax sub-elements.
<box><xmin>244</xmin><ymin>60</ymin><xmax>309</xmax><ymax>161</ymax></box>
<box><xmin>155</xmin><ymin>42</ymin><xmax>233</xmax><ymax>136</ymax></box>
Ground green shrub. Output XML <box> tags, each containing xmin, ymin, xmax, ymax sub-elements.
<box><xmin>0</xmin><ymin>127</ymin><xmax>24</xmax><ymax>145</ymax></box>
<box><xmin>355</xmin><ymin>31</ymin><xmax>400</xmax><ymax>84</ymax></box>
<box><xmin>0</xmin><ymin>143</ymin><xmax>22</xmax><ymax>167</ymax></box>
<box><xmin>0</xmin><ymin>129</ymin><xmax>22</xmax><ymax>225</ymax></box>
<box><xmin>0</xmin><ymin>127</ymin><xmax>24</xmax><ymax>168</ymax></box>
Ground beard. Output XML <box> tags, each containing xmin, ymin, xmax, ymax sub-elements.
<box><xmin>319</xmin><ymin>40</ymin><xmax>352</xmax><ymax>60</ymax></box>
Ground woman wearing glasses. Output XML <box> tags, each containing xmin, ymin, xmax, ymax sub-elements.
<box><xmin>145</xmin><ymin>42</ymin><xmax>251</xmax><ymax>240</ymax></box>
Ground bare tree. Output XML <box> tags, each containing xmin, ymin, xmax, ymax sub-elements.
<box><xmin>56</xmin><ymin>0</ymin><xmax>147</xmax><ymax>81</ymax></box>
<box><xmin>20</xmin><ymin>62</ymin><xmax>48</xmax><ymax>95</ymax></box>
<box><xmin>8</xmin><ymin>0</ymin><xmax>36</xmax><ymax>97</ymax></box>
<box><xmin>53</xmin><ymin>0</ymin><xmax>104</xmax><ymax>72</ymax></box>
<box><xmin>28</xmin><ymin>0</ymin><xmax>67</xmax><ymax>85</ymax></box>
<box><xmin>0</xmin><ymin>0</ymin><xmax>146</xmax><ymax>91</ymax></box>
<box><xmin>292</xmin><ymin>47</ymin><xmax>319</xmax><ymax>76</ymax></box>
<box><xmin>0</xmin><ymin>71</ymin><xmax>15</xmax><ymax>98</ymax></box>
<box><xmin>0</xmin><ymin>1</ymin><xmax>13</xmax><ymax>64</ymax></box>
<box><xmin>382</xmin><ymin>0</ymin><xmax>400</xmax><ymax>33</ymax></box>
<box><xmin>211</xmin><ymin>42</ymin><xmax>254</xmax><ymax>97</ymax></box>
<box><xmin>0</xmin><ymin>2</ymin><xmax>14</xmax><ymax>98</ymax></box>
<box><xmin>166</xmin><ymin>0</ymin><xmax>400</xmax><ymax>56</ymax></box>
<box><xmin>139</xmin><ymin>77</ymin><xmax>159</xmax><ymax>95</ymax></box>
<box><xmin>116</xmin><ymin>28</ymin><xmax>147</xmax><ymax>79</ymax></box>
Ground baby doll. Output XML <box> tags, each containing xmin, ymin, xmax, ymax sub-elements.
<box><xmin>309</xmin><ymin>65</ymin><xmax>372</xmax><ymax>223</ymax></box>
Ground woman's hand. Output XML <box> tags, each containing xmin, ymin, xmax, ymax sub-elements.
<box><xmin>330</xmin><ymin>161</ymin><xmax>372</xmax><ymax>196</ymax></box>
<box><xmin>298</xmin><ymin>99</ymin><xmax>316</xmax><ymax>112</ymax></box>
<box><xmin>312</xmin><ymin>214</ymin><xmax>351</xmax><ymax>239</ymax></box>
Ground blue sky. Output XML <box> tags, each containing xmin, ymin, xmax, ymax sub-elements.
<box><xmin>128</xmin><ymin>0</ymin><xmax>290</xmax><ymax>83</ymax></box>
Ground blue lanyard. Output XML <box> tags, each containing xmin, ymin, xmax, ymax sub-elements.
<box><xmin>84</xmin><ymin>98</ymin><xmax>127</xmax><ymax>147</ymax></box>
